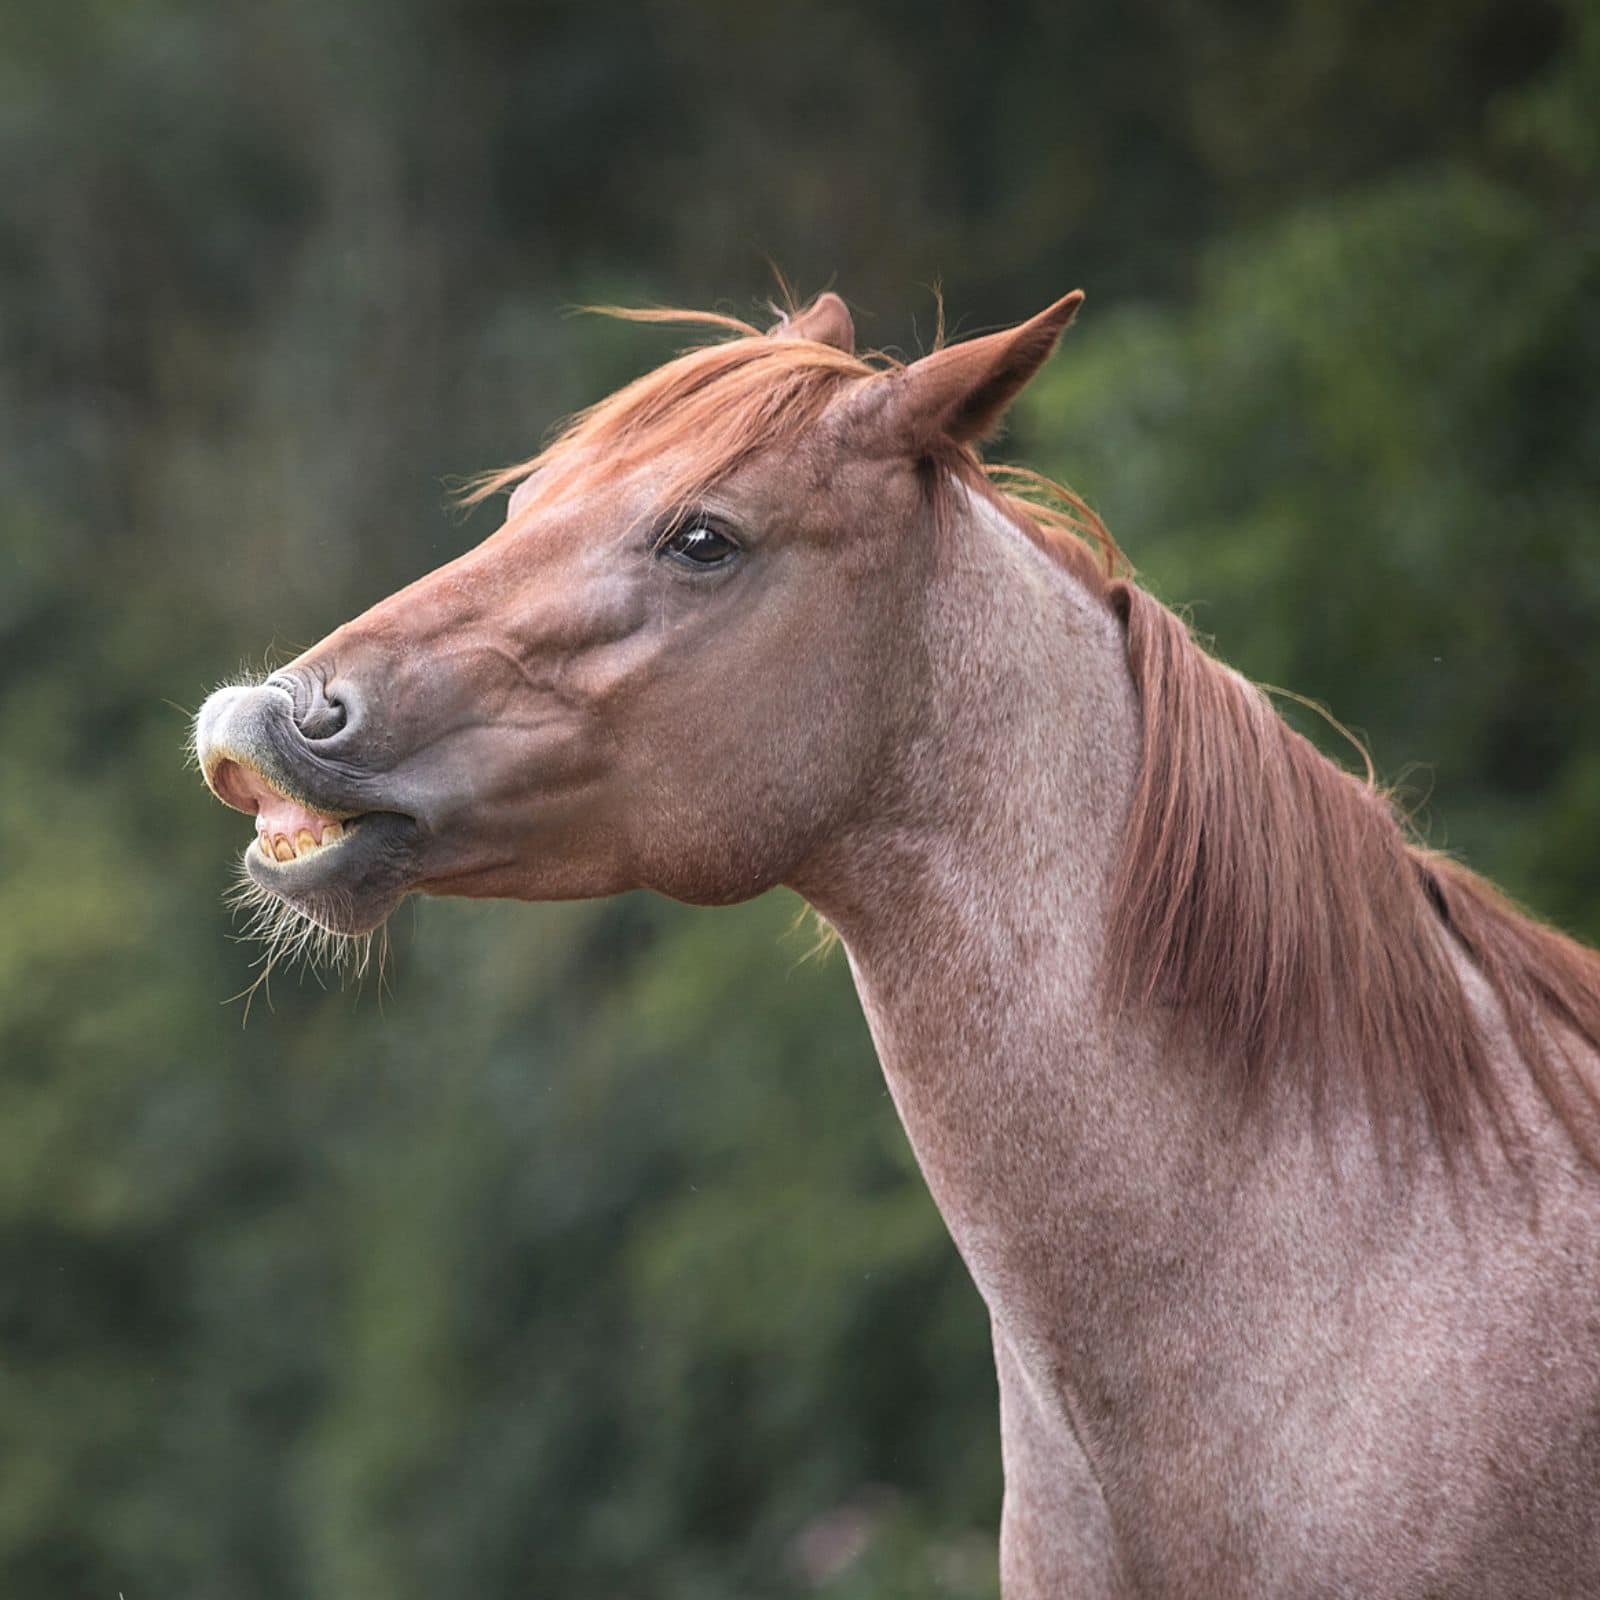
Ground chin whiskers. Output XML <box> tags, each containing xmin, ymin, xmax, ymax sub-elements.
<box><xmin>224</xmin><ymin>858</ymin><xmax>392</xmax><ymax>1019</ymax></box>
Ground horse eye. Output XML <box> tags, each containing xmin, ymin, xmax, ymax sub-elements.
<box><xmin>659</xmin><ymin>521</ymin><xmax>739</xmax><ymax>568</ymax></box>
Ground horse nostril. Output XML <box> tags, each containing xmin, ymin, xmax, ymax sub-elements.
<box><xmin>299</xmin><ymin>695</ymin><xmax>347</xmax><ymax>739</ymax></box>
<box><xmin>268</xmin><ymin>671</ymin><xmax>349</xmax><ymax>740</ymax></box>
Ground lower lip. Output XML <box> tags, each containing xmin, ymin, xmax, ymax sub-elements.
<box><xmin>241</xmin><ymin>810</ymin><xmax>420</xmax><ymax>936</ymax></box>
<box><xmin>244</xmin><ymin>810</ymin><xmax>419</xmax><ymax>898</ymax></box>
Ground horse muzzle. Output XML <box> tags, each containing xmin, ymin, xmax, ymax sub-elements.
<box><xmin>194</xmin><ymin>677</ymin><xmax>422</xmax><ymax>932</ymax></box>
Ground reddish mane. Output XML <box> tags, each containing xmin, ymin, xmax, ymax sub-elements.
<box><xmin>1107</xmin><ymin>583</ymin><xmax>1600</xmax><ymax>1164</ymax></box>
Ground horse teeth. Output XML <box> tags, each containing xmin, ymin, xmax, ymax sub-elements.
<box><xmin>255</xmin><ymin>817</ymin><xmax>353</xmax><ymax>863</ymax></box>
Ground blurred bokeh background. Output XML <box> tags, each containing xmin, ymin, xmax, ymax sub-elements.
<box><xmin>2</xmin><ymin>2</ymin><xmax>1597</xmax><ymax>1595</ymax></box>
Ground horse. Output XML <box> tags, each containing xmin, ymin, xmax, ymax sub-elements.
<box><xmin>194</xmin><ymin>289</ymin><xmax>1600</xmax><ymax>1597</ymax></box>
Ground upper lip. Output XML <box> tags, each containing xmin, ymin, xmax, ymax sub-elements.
<box><xmin>205</xmin><ymin>753</ymin><xmax>364</xmax><ymax>822</ymax></box>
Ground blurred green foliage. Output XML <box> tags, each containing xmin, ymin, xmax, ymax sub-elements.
<box><xmin>0</xmin><ymin>1</ymin><xmax>1595</xmax><ymax>1595</ymax></box>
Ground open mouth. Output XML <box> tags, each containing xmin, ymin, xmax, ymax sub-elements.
<box><xmin>208</xmin><ymin>758</ymin><xmax>369</xmax><ymax>868</ymax></box>
<box><xmin>203</xmin><ymin>750</ymin><xmax>421</xmax><ymax>935</ymax></box>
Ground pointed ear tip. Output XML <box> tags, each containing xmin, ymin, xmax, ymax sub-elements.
<box><xmin>1014</xmin><ymin>290</ymin><xmax>1085</xmax><ymax>345</ymax></box>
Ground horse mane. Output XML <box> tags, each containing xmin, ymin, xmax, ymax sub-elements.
<box><xmin>944</xmin><ymin>434</ymin><xmax>1600</xmax><ymax>1165</ymax></box>
<box><xmin>463</xmin><ymin>307</ymin><xmax>870</xmax><ymax>520</ymax></box>
<box><xmin>472</xmin><ymin>296</ymin><xmax>1600</xmax><ymax>1167</ymax></box>
<box><xmin>1104</xmin><ymin>581</ymin><xmax>1600</xmax><ymax>1166</ymax></box>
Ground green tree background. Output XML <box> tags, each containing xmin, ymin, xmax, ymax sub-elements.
<box><xmin>1</xmin><ymin>2</ymin><xmax>1595</xmax><ymax>1595</ymax></box>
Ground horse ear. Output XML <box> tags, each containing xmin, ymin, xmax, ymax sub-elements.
<box><xmin>770</xmin><ymin>292</ymin><xmax>855</xmax><ymax>353</ymax></box>
<box><xmin>885</xmin><ymin>290</ymin><xmax>1084</xmax><ymax>447</ymax></box>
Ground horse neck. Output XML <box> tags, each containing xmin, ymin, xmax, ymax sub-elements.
<box><xmin>792</xmin><ymin>493</ymin><xmax>1213</xmax><ymax>1317</ymax></box>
